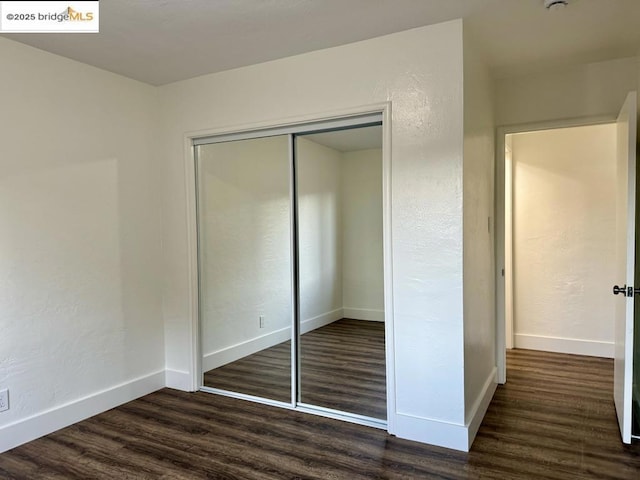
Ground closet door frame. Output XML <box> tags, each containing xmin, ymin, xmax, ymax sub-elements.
<box><xmin>184</xmin><ymin>103</ymin><xmax>396</xmax><ymax>433</ymax></box>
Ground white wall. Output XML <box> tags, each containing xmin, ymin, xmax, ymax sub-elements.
<box><xmin>197</xmin><ymin>136</ymin><xmax>292</xmax><ymax>371</ymax></box>
<box><xmin>462</xmin><ymin>29</ymin><xmax>497</xmax><ymax>448</ymax></box>
<box><xmin>495</xmin><ymin>56</ymin><xmax>639</xmax><ymax>126</ymax></box>
<box><xmin>159</xmin><ymin>21</ymin><xmax>472</xmax><ymax>450</ymax></box>
<box><xmin>0</xmin><ymin>38</ymin><xmax>164</xmax><ymax>452</ymax></box>
<box><xmin>511</xmin><ymin>124</ymin><xmax>617</xmax><ymax>357</ymax></box>
<box><xmin>341</xmin><ymin>149</ymin><xmax>384</xmax><ymax>321</ymax></box>
<box><xmin>297</xmin><ymin>138</ymin><xmax>343</xmax><ymax>324</ymax></box>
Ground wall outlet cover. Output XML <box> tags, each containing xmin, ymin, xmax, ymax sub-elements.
<box><xmin>0</xmin><ymin>389</ymin><xmax>9</xmax><ymax>412</ymax></box>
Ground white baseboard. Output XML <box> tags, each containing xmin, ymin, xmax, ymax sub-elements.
<box><xmin>202</xmin><ymin>327</ymin><xmax>291</xmax><ymax>372</ymax></box>
<box><xmin>301</xmin><ymin>308</ymin><xmax>343</xmax><ymax>333</ymax></box>
<box><xmin>342</xmin><ymin>307</ymin><xmax>384</xmax><ymax>322</ymax></box>
<box><xmin>0</xmin><ymin>370</ymin><xmax>165</xmax><ymax>454</ymax></box>
<box><xmin>394</xmin><ymin>367</ymin><xmax>497</xmax><ymax>452</ymax></box>
<box><xmin>394</xmin><ymin>413</ymin><xmax>469</xmax><ymax>452</ymax></box>
<box><xmin>514</xmin><ymin>333</ymin><xmax>614</xmax><ymax>358</ymax></box>
<box><xmin>165</xmin><ymin>369</ymin><xmax>192</xmax><ymax>392</ymax></box>
<box><xmin>465</xmin><ymin>367</ymin><xmax>497</xmax><ymax>450</ymax></box>
<box><xmin>203</xmin><ymin>308</ymin><xmax>343</xmax><ymax>372</ymax></box>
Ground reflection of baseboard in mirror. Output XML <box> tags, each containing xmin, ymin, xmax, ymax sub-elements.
<box><xmin>195</xmin><ymin>112</ymin><xmax>388</xmax><ymax>425</ymax></box>
<box><xmin>204</xmin><ymin>318</ymin><xmax>386</xmax><ymax>420</ymax></box>
<box><xmin>203</xmin><ymin>307</ymin><xmax>384</xmax><ymax>372</ymax></box>
<box><xmin>296</xmin><ymin>125</ymin><xmax>385</xmax><ymax>420</ymax></box>
<box><xmin>203</xmin><ymin>308</ymin><xmax>342</xmax><ymax>372</ymax></box>
<box><xmin>196</xmin><ymin>134</ymin><xmax>293</xmax><ymax>404</ymax></box>
<box><xmin>343</xmin><ymin>308</ymin><xmax>384</xmax><ymax>322</ymax></box>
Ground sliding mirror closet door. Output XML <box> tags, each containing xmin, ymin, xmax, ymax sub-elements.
<box><xmin>196</xmin><ymin>135</ymin><xmax>292</xmax><ymax>403</ymax></box>
<box><xmin>295</xmin><ymin>125</ymin><xmax>386</xmax><ymax>419</ymax></box>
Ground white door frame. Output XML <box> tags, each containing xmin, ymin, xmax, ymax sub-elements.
<box><xmin>183</xmin><ymin>102</ymin><xmax>396</xmax><ymax>433</ymax></box>
<box><xmin>495</xmin><ymin>115</ymin><xmax>616</xmax><ymax>384</ymax></box>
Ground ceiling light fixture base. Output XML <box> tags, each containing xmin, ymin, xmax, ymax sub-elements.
<box><xmin>544</xmin><ymin>0</ymin><xmax>569</xmax><ymax>10</ymax></box>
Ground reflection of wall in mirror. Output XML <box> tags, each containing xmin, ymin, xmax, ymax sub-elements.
<box><xmin>297</xmin><ymin>138</ymin><xmax>384</xmax><ymax>325</ymax></box>
<box><xmin>200</xmin><ymin>136</ymin><xmax>384</xmax><ymax>371</ymax></box>
<box><xmin>198</xmin><ymin>136</ymin><xmax>292</xmax><ymax>370</ymax></box>
<box><xmin>297</xmin><ymin>137</ymin><xmax>343</xmax><ymax>327</ymax></box>
<box><xmin>342</xmin><ymin>148</ymin><xmax>384</xmax><ymax>322</ymax></box>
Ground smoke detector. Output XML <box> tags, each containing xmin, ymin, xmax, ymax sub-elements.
<box><xmin>544</xmin><ymin>0</ymin><xmax>569</xmax><ymax>10</ymax></box>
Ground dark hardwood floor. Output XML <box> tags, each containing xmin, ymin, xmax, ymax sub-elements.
<box><xmin>204</xmin><ymin>339</ymin><xmax>292</xmax><ymax>403</ymax></box>
<box><xmin>204</xmin><ymin>318</ymin><xmax>387</xmax><ymax>419</ymax></box>
<box><xmin>2</xmin><ymin>349</ymin><xmax>640</xmax><ymax>479</ymax></box>
<box><xmin>300</xmin><ymin>319</ymin><xmax>386</xmax><ymax>418</ymax></box>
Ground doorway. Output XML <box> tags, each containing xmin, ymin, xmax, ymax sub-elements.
<box><xmin>496</xmin><ymin>118</ymin><xmax>619</xmax><ymax>384</ymax></box>
<box><xmin>496</xmin><ymin>112</ymin><xmax>637</xmax><ymax>443</ymax></box>
<box><xmin>507</xmin><ymin>124</ymin><xmax>617</xmax><ymax>357</ymax></box>
<box><xmin>193</xmin><ymin>113</ymin><xmax>392</xmax><ymax>429</ymax></box>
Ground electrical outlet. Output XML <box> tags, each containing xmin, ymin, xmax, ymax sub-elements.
<box><xmin>0</xmin><ymin>389</ymin><xmax>9</xmax><ymax>412</ymax></box>
<box><xmin>259</xmin><ymin>315</ymin><xmax>265</xmax><ymax>328</ymax></box>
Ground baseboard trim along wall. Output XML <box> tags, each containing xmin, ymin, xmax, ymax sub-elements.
<box><xmin>394</xmin><ymin>368</ymin><xmax>497</xmax><ymax>452</ymax></box>
<box><xmin>465</xmin><ymin>367</ymin><xmax>497</xmax><ymax>450</ymax></box>
<box><xmin>202</xmin><ymin>308</ymin><xmax>343</xmax><ymax>372</ymax></box>
<box><xmin>202</xmin><ymin>327</ymin><xmax>291</xmax><ymax>373</ymax></box>
<box><xmin>514</xmin><ymin>333</ymin><xmax>614</xmax><ymax>358</ymax></box>
<box><xmin>301</xmin><ymin>308</ymin><xmax>344</xmax><ymax>334</ymax></box>
<box><xmin>342</xmin><ymin>307</ymin><xmax>384</xmax><ymax>322</ymax></box>
<box><xmin>0</xmin><ymin>370</ymin><xmax>165</xmax><ymax>454</ymax></box>
<box><xmin>395</xmin><ymin>413</ymin><xmax>469</xmax><ymax>452</ymax></box>
<box><xmin>165</xmin><ymin>369</ymin><xmax>192</xmax><ymax>391</ymax></box>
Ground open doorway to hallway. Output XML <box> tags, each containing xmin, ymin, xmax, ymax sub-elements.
<box><xmin>505</xmin><ymin>123</ymin><xmax>617</xmax><ymax>358</ymax></box>
<box><xmin>496</xmin><ymin>121</ymin><xmax>638</xmax><ymax>438</ymax></box>
<box><xmin>496</xmin><ymin>92</ymin><xmax>640</xmax><ymax>444</ymax></box>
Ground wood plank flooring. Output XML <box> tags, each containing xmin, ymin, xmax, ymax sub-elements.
<box><xmin>2</xmin><ymin>349</ymin><xmax>640</xmax><ymax>479</ymax></box>
<box><xmin>204</xmin><ymin>340</ymin><xmax>292</xmax><ymax>403</ymax></box>
<box><xmin>300</xmin><ymin>319</ymin><xmax>386</xmax><ymax>418</ymax></box>
<box><xmin>204</xmin><ymin>319</ymin><xmax>387</xmax><ymax>419</ymax></box>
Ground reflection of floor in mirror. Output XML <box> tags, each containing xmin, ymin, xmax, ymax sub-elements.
<box><xmin>203</xmin><ymin>318</ymin><xmax>386</xmax><ymax>419</ymax></box>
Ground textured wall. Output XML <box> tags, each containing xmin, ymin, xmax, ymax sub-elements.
<box><xmin>159</xmin><ymin>21</ymin><xmax>468</xmax><ymax>448</ymax></box>
<box><xmin>512</xmin><ymin>124</ymin><xmax>617</xmax><ymax>356</ymax></box>
<box><xmin>197</xmin><ymin>136</ymin><xmax>292</xmax><ymax>357</ymax></box>
<box><xmin>297</xmin><ymin>138</ymin><xmax>343</xmax><ymax>322</ymax></box>
<box><xmin>341</xmin><ymin>149</ymin><xmax>384</xmax><ymax>318</ymax></box>
<box><xmin>494</xmin><ymin>56</ymin><xmax>639</xmax><ymax>126</ymax></box>
<box><xmin>0</xmin><ymin>37</ymin><xmax>163</xmax><ymax>441</ymax></box>
<box><xmin>462</xmin><ymin>30</ymin><xmax>496</xmax><ymax>428</ymax></box>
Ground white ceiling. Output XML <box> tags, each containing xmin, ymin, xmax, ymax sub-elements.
<box><xmin>3</xmin><ymin>0</ymin><xmax>640</xmax><ymax>85</ymax></box>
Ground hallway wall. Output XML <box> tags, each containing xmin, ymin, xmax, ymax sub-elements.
<box><xmin>511</xmin><ymin>124</ymin><xmax>617</xmax><ymax>357</ymax></box>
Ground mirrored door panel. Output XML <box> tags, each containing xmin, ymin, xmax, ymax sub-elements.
<box><xmin>295</xmin><ymin>125</ymin><xmax>386</xmax><ymax>419</ymax></box>
<box><xmin>197</xmin><ymin>135</ymin><xmax>292</xmax><ymax>403</ymax></box>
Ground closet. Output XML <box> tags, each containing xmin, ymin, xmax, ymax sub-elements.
<box><xmin>194</xmin><ymin>114</ymin><xmax>387</xmax><ymax>426</ymax></box>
